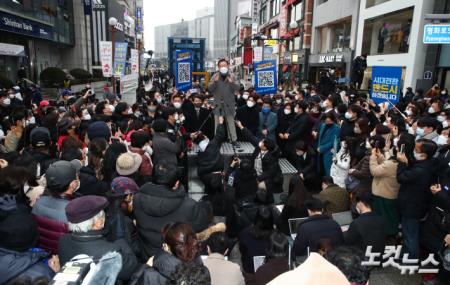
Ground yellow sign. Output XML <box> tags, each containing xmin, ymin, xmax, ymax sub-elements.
<box><xmin>264</xmin><ymin>40</ymin><xmax>277</xmax><ymax>46</ymax></box>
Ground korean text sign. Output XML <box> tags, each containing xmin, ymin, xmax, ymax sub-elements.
<box><xmin>175</xmin><ymin>50</ymin><xmax>193</xmax><ymax>92</ymax></box>
<box><xmin>371</xmin><ymin>66</ymin><xmax>402</xmax><ymax>105</ymax></box>
<box><xmin>99</xmin><ymin>41</ymin><xmax>112</xmax><ymax>77</ymax></box>
<box><xmin>114</xmin><ymin>42</ymin><xmax>128</xmax><ymax>78</ymax></box>
<box><xmin>423</xmin><ymin>24</ymin><xmax>450</xmax><ymax>44</ymax></box>
<box><xmin>254</xmin><ymin>60</ymin><xmax>278</xmax><ymax>95</ymax></box>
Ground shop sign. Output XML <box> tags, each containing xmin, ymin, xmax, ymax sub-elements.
<box><xmin>0</xmin><ymin>43</ymin><xmax>25</xmax><ymax>56</ymax></box>
<box><xmin>0</xmin><ymin>11</ymin><xmax>53</xmax><ymax>41</ymax></box>
<box><xmin>264</xmin><ymin>39</ymin><xmax>277</xmax><ymax>46</ymax></box>
<box><xmin>423</xmin><ymin>24</ymin><xmax>450</xmax><ymax>44</ymax></box>
<box><xmin>318</xmin><ymin>53</ymin><xmax>344</xmax><ymax>63</ymax></box>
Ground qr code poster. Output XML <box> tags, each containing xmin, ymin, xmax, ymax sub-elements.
<box><xmin>254</xmin><ymin>60</ymin><xmax>277</xmax><ymax>95</ymax></box>
<box><xmin>175</xmin><ymin>50</ymin><xmax>193</xmax><ymax>91</ymax></box>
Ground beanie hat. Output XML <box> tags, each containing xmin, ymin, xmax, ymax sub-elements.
<box><xmin>87</xmin><ymin>121</ymin><xmax>111</xmax><ymax>141</ymax></box>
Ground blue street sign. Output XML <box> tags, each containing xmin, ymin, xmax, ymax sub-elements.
<box><xmin>423</xmin><ymin>24</ymin><xmax>450</xmax><ymax>44</ymax></box>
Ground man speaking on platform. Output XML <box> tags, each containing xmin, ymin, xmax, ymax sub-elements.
<box><xmin>208</xmin><ymin>58</ymin><xmax>239</xmax><ymax>142</ymax></box>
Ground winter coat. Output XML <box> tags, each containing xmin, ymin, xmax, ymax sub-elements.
<box><xmin>208</xmin><ymin>73</ymin><xmax>240</xmax><ymax>116</ymax></box>
<box><xmin>397</xmin><ymin>158</ymin><xmax>438</xmax><ymax>219</ymax></box>
<box><xmin>369</xmin><ymin>155</ymin><xmax>400</xmax><ymax>199</ymax></box>
<box><xmin>78</xmin><ymin>166</ymin><xmax>110</xmax><ymax>197</ymax></box>
<box><xmin>58</xmin><ymin>230</ymin><xmax>138</xmax><ymax>281</ymax></box>
<box><xmin>339</xmin><ymin>118</ymin><xmax>356</xmax><ymax>141</ymax></box>
<box><xmin>330</xmin><ymin>147</ymin><xmax>350</xmax><ymax>188</ymax></box>
<box><xmin>203</xmin><ymin>253</ymin><xmax>245</xmax><ymax>285</ymax></box>
<box><xmin>236</xmin><ymin>105</ymin><xmax>260</xmax><ymax>136</ymax></box>
<box><xmin>133</xmin><ymin>183</ymin><xmax>209</xmax><ymax>259</ymax></box>
<box><xmin>25</xmin><ymin>148</ymin><xmax>56</xmax><ymax>177</ymax></box>
<box><xmin>317</xmin><ymin>184</ymin><xmax>350</xmax><ymax>216</ymax></box>
<box><xmin>317</xmin><ymin>123</ymin><xmax>340</xmax><ymax>176</ymax></box>
<box><xmin>241</xmin><ymin>127</ymin><xmax>283</xmax><ymax>193</ymax></box>
<box><xmin>129</xmin><ymin>252</ymin><xmax>182</xmax><ymax>285</ymax></box>
<box><xmin>350</xmin><ymin>154</ymin><xmax>373</xmax><ymax>194</ymax></box>
<box><xmin>255</xmin><ymin>257</ymin><xmax>289</xmax><ymax>285</ymax></box>
<box><xmin>258</xmin><ymin>111</ymin><xmax>278</xmax><ymax>141</ymax></box>
<box><xmin>197</xmin><ymin>123</ymin><xmax>226</xmax><ymax>177</ymax></box>
<box><xmin>152</xmin><ymin>132</ymin><xmax>181</xmax><ymax>166</ymax></box>
<box><xmin>293</xmin><ymin>214</ymin><xmax>344</xmax><ymax>256</ymax></box>
<box><xmin>129</xmin><ymin>146</ymin><xmax>153</xmax><ymax>177</ymax></box>
<box><xmin>0</xmin><ymin>247</ymin><xmax>53</xmax><ymax>284</ymax></box>
<box><xmin>239</xmin><ymin>226</ymin><xmax>271</xmax><ymax>273</ymax></box>
<box><xmin>344</xmin><ymin>212</ymin><xmax>387</xmax><ymax>253</ymax></box>
<box><xmin>225</xmin><ymin>165</ymin><xmax>258</xmax><ymax>201</ymax></box>
<box><xmin>286</xmin><ymin>113</ymin><xmax>314</xmax><ymax>149</ymax></box>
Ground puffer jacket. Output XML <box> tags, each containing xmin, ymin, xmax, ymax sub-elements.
<box><xmin>0</xmin><ymin>247</ymin><xmax>53</xmax><ymax>284</ymax></box>
<box><xmin>369</xmin><ymin>154</ymin><xmax>400</xmax><ymax>199</ymax></box>
<box><xmin>133</xmin><ymin>183</ymin><xmax>209</xmax><ymax>260</ymax></box>
<box><xmin>129</xmin><ymin>252</ymin><xmax>181</xmax><ymax>285</ymax></box>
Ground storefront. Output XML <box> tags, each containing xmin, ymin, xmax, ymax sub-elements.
<box><xmin>0</xmin><ymin>43</ymin><xmax>27</xmax><ymax>82</ymax></box>
<box><xmin>308</xmin><ymin>50</ymin><xmax>353</xmax><ymax>84</ymax></box>
<box><xmin>280</xmin><ymin>49</ymin><xmax>307</xmax><ymax>87</ymax></box>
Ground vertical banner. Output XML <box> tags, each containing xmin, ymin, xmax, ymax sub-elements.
<box><xmin>254</xmin><ymin>60</ymin><xmax>278</xmax><ymax>95</ymax></box>
<box><xmin>130</xmin><ymin>49</ymin><xmax>139</xmax><ymax>74</ymax></box>
<box><xmin>140</xmin><ymin>53</ymin><xmax>146</xmax><ymax>76</ymax></box>
<box><xmin>83</xmin><ymin>0</ymin><xmax>92</xmax><ymax>15</ymax></box>
<box><xmin>371</xmin><ymin>66</ymin><xmax>402</xmax><ymax>105</ymax></box>
<box><xmin>175</xmin><ymin>50</ymin><xmax>193</xmax><ymax>91</ymax></box>
<box><xmin>114</xmin><ymin>42</ymin><xmax>128</xmax><ymax>78</ymax></box>
<box><xmin>136</xmin><ymin>7</ymin><xmax>143</xmax><ymax>32</ymax></box>
<box><xmin>99</xmin><ymin>41</ymin><xmax>112</xmax><ymax>77</ymax></box>
<box><xmin>120</xmin><ymin>73</ymin><xmax>139</xmax><ymax>104</ymax></box>
<box><xmin>263</xmin><ymin>46</ymin><xmax>273</xmax><ymax>60</ymax></box>
<box><xmin>253</xmin><ymin>46</ymin><xmax>263</xmax><ymax>62</ymax></box>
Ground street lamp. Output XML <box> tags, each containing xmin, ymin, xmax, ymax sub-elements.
<box><xmin>108</xmin><ymin>17</ymin><xmax>118</xmax><ymax>96</ymax></box>
<box><xmin>289</xmin><ymin>21</ymin><xmax>299</xmax><ymax>30</ymax></box>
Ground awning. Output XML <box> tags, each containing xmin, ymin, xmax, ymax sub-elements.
<box><xmin>0</xmin><ymin>43</ymin><xmax>25</xmax><ymax>57</ymax></box>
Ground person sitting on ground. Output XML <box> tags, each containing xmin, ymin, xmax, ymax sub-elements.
<box><xmin>203</xmin><ymin>232</ymin><xmax>245</xmax><ymax>285</ymax></box>
<box><xmin>316</xmin><ymin>176</ymin><xmax>350</xmax><ymax>216</ymax></box>
<box><xmin>325</xmin><ymin>246</ymin><xmax>371</xmax><ymax>285</ymax></box>
<box><xmin>293</xmin><ymin>198</ymin><xmax>344</xmax><ymax>257</ymax></box>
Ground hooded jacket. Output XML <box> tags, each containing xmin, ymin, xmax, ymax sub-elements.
<box><xmin>129</xmin><ymin>252</ymin><xmax>181</xmax><ymax>285</ymax></box>
<box><xmin>133</xmin><ymin>183</ymin><xmax>209</xmax><ymax>260</ymax></box>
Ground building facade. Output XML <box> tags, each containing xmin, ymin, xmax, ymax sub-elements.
<box><xmin>356</xmin><ymin>0</ymin><xmax>435</xmax><ymax>91</ymax></box>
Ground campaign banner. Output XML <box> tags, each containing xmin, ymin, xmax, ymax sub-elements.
<box><xmin>253</xmin><ymin>46</ymin><xmax>263</xmax><ymax>62</ymax></box>
<box><xmin>120</xmin><ymin>73</ymin><xmax>139</xmax><ymax>105</ymax></box>
<box><xmin>136</xmin><ymin>7</ymin><xmax>143</xmax><ymax>32</ymax></box>
<box><xmin>371</xmin><ymin>66</ymin><xmax>402</xmax><ymax>105</ymax></box>
<box><xmin>130</xmin><ymin>49</ymin><xmax>139</xmax><ymax>74</ymax></box>
<box><xmin>254</xmin><ymin>60</ymin><xmax>278</xmax><ymax>95</ymax></box>
<box><xmin>175</xmin><ymin>50</ymin><xmax>193</xmax><ymax>91</ymax></box>
<box><xmin>114</xmin><ymin>42</ymin><xmax>128</xmax><ymax>78</ymax></box>
<box><xmin>99</xmin><ymin>41</ymin><xmax>112</xmax><ymax>77</ymax></box>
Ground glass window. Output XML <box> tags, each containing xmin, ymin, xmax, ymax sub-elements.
<box><xmin>331</xmin><ymin>21</ymin><xmax>351</xmax><ymax>51</ymax></box>
<box><xmin>366</xmin><ymin>0</ymin><xmax>390</xmax><ymax>8</ymax></box>
<box><xmin>260</xmin><ymin>5</ymin><xmax>267</xmax><ymax>24</ymax></box>
<box><xmin>361</xmin><ymin>7</ymin><xmax>413</xmax><ymax>55</ymax></box>
<box><xmin>270</xmin><ymin>0</ymin><xmax>280</xmax><ymax>18</ymax></box>
<box><xmin>294</xmin><ymin>36</ymin><xmax>301</xmax><ymax>50</ymax></box>
<box><xmin>317</xmin><ymin>0</ymin><xmax>328</xmax><ymax>5</ymax></box>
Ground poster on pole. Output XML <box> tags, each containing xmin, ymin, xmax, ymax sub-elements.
<box><xmin>254</xmin><ymin>60</ymin><xmax>277</xmax><ymax>95</ymax></box>
<box><xmin>175</xmin><ymin>50</ymin><xmax>192</xmax><ymax>91</ymax></box>
<box><xmin>120</xmin><ymin>73</ymin><xmax>139</xmax><ymax>104</ymax></box>
<box><xmin>371</xmin><ymin>66</ymin><xmax>402</xmax><ymax>105</ymax></box>
<box><xmin>114</xmin><ymin>42</ymin><xmax>128</xmax><ymax>78</ymax></box>
<box><xmin>253</xmin><ymin>46</ymin><xmax>263</xmax><ymax>62</ymax></box>
<box><xmin>99</xmin><ymin>41</ymin><xmax>112</xmax><ymax>77</ymax></box>
<box><xmin>130</xmin><ymin>49</ymin><xmax>139</xmax><ymax>74</ymax></box>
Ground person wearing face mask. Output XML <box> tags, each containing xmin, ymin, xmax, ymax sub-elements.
<box><xmin>258</xmin><ymin>99</ymin><xmax>277</xmax><ymax>141</ymax></box>
<box><xmin>317</xmin><ymin>113</ymin><xmax>340</xmax><ymax>177</ymax></box>
<box><xmin>194</xmin><ymin>116</ymin><xmax>226</xmax><ymax>194</ymax></box>
<box><xmin>32</xmin><ymin>160</ymin><xmax>81</xmax><ymax>254</ymax></box>
<box><xmin>0</xmin><ymin>91</ymin><xmax>12</xmax><ymax>125</ymax></box>
<box><xmin>236</xmin><ymin>94</ymin><xmax>260</xmax><ymax>137</ymax></box>
<box><xmin>396</xmin><ymin>138</ymin><xmax>438</xmax><ymax>259</ymax></box>
<box><xmin>236</xmin><ymin>120</ymin><xmax>283</xmax><ymax>196</ymax></box>
<box><xmin>416</xmin><ymin>117</ymin><xmax>439</xmax><ymax>143</ymax></box>
<box><xmin>208</xmin><ymin>59</ymin><xmax>239</xmax><ymax>142</ymax></box>
<box><xmin>183</xmin><ymin>95</ymin><xmax>214</xmax><ymax>139</ymax></box>
<box><xmin>129</xmin><ymin>130</ymin><xmax>153</xmax><ymax>180</ymax></box>
<box><xmin>276</xmin><ymin>102</ymin><xmax>295</xmax><ymax>155</ymax></box>
<box><xmin>4</xmin><ymin>106</ymin><xmax>27</xmax><ymax>153</ymax></box>
<box><xmin>340</xmin><ymin>105</ymin><xmax>362</xmax><ymax>141</ymax></box>
<box><xmin>427</xmin><ymin>99</ymin><xmax>442</xmax><ymax>117</ymax></box>
<box><xmin>171</xmin><ymin>94</ymin><xmax>184</xmax><ymax>110</ymax></box>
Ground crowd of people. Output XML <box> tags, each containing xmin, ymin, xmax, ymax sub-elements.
<box><xmin>0</xmin><ymin>59</ymin><xmax>449</xmax><ymax>285</ymax></box>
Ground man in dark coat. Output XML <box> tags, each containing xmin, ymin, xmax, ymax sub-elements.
<box><xmin>208</xmin><ymin>58</ymin><xmax>239</xmax><ymax>142</ymax></box>
<box><xmin>236</xmin><ymin>94</ymin><xmax>260</xmax><ymax>137</ymax></box>
<box><xmin>293</xmin><ymin>198</ymin><xmax>344</xmax><ymax>256</ymax></box>
<box><xmin>183</xmin><ymin>95</ymin><xmax>214</xmax><ymax>139</ymax></box>
<box><xmin>58</xmin><ymin>196</ymin><xmax>138</xmax><ymax>281</ymax></box>
<box><xmin>133</xmin><ymin>162</ymin><xmax>209</xmax><ymax>259</ymax></box>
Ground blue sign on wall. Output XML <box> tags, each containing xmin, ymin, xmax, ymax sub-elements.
<box><xmin>371</xmin><ymin>66</ymin><xmax>402</xmax><ymax>105</ymax></box>
<box><xmin>114</xmin><ymin>42</ymin><xmax>128</xmax><ymax>77</ymax></box>
<box><xmin>0</xmin><ymin>11</ymin><xmax>53</xmax><ymax>41</ymax></box>
<box><xmin>254</xmin><ymin>60</ymin><xmax>278</xmax><ymax>95</ymax></box>
<box><xmin>175</xmin><ymin>50</ymin><xmax>193</xmax><ymax>92</ymax></box>
<box><xmin>423</xmin><ymin>24</ymin><xmax>450</xmax><ymax>44</ymax></box>
<box><xmin>136</xmin><ymin>7</ymin><xmax>143</xmax><ymax>32</ymax></box>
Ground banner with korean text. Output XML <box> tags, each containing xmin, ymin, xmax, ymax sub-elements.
<box><xmin>114</xmin><ymin>42</ymin><xmax>128</xmax><ymax>77</ymax></box>
<box><xmin>99</xmin><ymin>41</ymin><xmax>112</xmax><ymax>77</ymax></box>
<box><xmin>175</xmin><ymin>50</ymin><xmax>192</xmax><ymax>92</ymax></box>
<box><xmin>371</xmin><ymin>66</ymin><xmax>402</xmax><ymax>105</ymax></box>
<box><xmin>130</xmin><ymin>49</ymin><xmax>139</xmax><ymax>74</ymax></box>
<box><xmin>254</xmin><ymin>60</ymin><xmax>277</xmax><ymax>95</ymax></box>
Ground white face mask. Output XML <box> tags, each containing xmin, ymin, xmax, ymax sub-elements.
<box><xmin>276</xmin><ymin>99</ymin><xmax>282</xmax><ymax>104</ymax></box>
<box><xmin>284</xmin><ymin>108</ymin><xmax>291</xmax><ymax>115</ymax></box>
<box><xmin>441</xmin><ymin>91</ymin><xmax>446</xmax><ymax>95</ymax></box>
<box><xmin>258</xmin><ymin>141</ymin><xmax>265</xmax><ymax>149</ymax></box>
<box><xmin>108</xmin><ymin>104</ymin><xmax>115</xmax><ymax>113</ymax></box>
<box><xmin>437</xmin><ymin>115</ymin><xmax>446</xmax><ymax>122</ymax></box>
<box><xmin>437</xmin><ymin>135</ymin><xmax>448</xmax><ymax>146</ymax></box>
<box><xmin>0</xmin><ymin>129</ymin><xmax>5</xmax><ymax>140</ymax></box>
<box><xmin>174</xmin><ymin>113</ymin><xmax>179</xmax><ymax>121</ymax></box>
<box><xmin>1</xmin><ymin>98</ymin><xmax>11</xmax><ymax>106</ymax></box>
<box><xmin>443</xmin><ymin>120</ymin><xmax>449</xmax><ymax>128</ymax></box>
<box><xmin>156</xmin><ymin>97</ymin><xmax>162</xmax><ymax>104</ymax></box>
<box><xmin>414</xmin><ymin>151</ymin><xmax>424</xmax><ymax>161</ymax></box>
<box><xmin>179</xmin><ymin>114</ymin><xmax>185</xmax><ymax>122</ymax></box>
<box><xmin>127</xmin><ymin>108</ymin><xmax>133</xmax><ymax>115</ymax></box>
<box><xmin>365</xmin><ymin>141</ymin><xmax>371</xmax><ymax>149</ymax></box>
<box><xmin>26</xmin><ymin>116</ymin><xmax>36</xmax><ymax>126</ymax></box>
<box><xmin>416</xmin><ymin>127</ymin><xmax>425</xmax><ymax>137</ymax></box>
<box><xmin>405</xmin><ymin>109</ymin><xmax>413</xmax><ymax>116</ymax></box>
<box><xmin>247</xmin><ymin>101</ymin><xmax>255</xmax><ymax>108</ymax></box>
<box><xmin>428</xmin><ymin>107</ymin><xmax>436</xmax><ymax>114</ymax></box>
<box><xmin>9</xmin><ymin>94</ymin><xmax>15</xmax><ymax>99</ymax></box>
<box><xmin>219</xmin><ymin>67</ymin><xmax>229</xmax><ymax>75</ymax></box>
<box><xmin>198</xmin><ymin>139</ymin><xmax>209</xmax><ymax>152</ymax></box>
<box><xmin>173</xmin><ymin>102</ymin><xmax>182</xmax><ymax>109</ymax></box>
<box><xmin>242</xmin><ymin>94</ymin><xmax>249</xmax><ymax>100</ymax></box>
<box><xmin>82</xmin><ymin>114</ymin><xmax>91</xmax><ymax>121</ymax></box>
<box><xmin>144</xmin><ymin>145</ymin><xmax>153</xmax><ymax>156</ymax></box>
<box><xmin>393</xmin><ymin>137</ymin><xmax>400</xmax><ymax>147</ymax></box>
<box><xmin>345</xmin><ymin>112</ymin><xmax>352</xmax><ymax>120</ymax></box>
